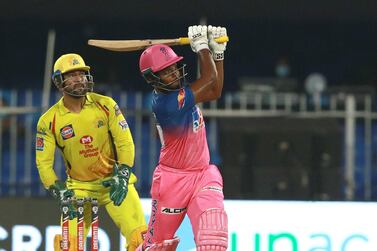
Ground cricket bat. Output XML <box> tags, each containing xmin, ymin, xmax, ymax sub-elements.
<box><xmin>87</xmin><ymin>36</ymin><xmax>229</xmax><ymax>52</ymax></box>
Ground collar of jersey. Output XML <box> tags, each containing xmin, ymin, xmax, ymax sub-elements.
<box><xmin>57</xmin><ymin>94</ymin><xmax>93</xmax><ymax>115</ymax></box>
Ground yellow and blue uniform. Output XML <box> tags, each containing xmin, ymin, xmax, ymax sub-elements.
<box><xmin>36</xmin><ymin>92</ymin><xmax>146</xmax><ymax>249</ymax></box>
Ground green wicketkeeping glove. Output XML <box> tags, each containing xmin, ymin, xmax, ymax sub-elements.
<box><xmin>102</xmin><ymin>163</ymin><xmax>131</xmax><ymax>206</ymax></box>
<box><xmin>48</xmin><ymin>180</ymin><xmax>77</xmax><ymax>220</ymax></box>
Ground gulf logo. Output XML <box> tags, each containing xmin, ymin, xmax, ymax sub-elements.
<box><xmin>177</xmin><ymin>88</ymin><xmax>185</xmax><ymax>109</ymax></box>
<box><xmin>36</xmin><ymin>137</ymin><xmax>44</xmax><ymax>151</ymax></box>
<box><xmin>60</xmin><ymin>124</ymin><xmax>75</xmax><ymax>140</ymax></box>
<box><xmin>80</xmin><ymin>135</ymin><xmax>93</xmax><ymax>144</ymax></box>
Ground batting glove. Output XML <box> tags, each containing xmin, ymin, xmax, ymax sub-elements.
<box><xmin>188</xmin><ymin>25</ymin><xmax>209</xmax><ymax>53</ymax></box>
<box><xmin>102</xmin><ymin>163</ymin><xmax>131</xmax><ymax>206</ymax></box>
<box><xmin>48</xmin><ymin>180</ymin><xmax>77</xmax><ymax>220</ymax></box>
<box><xmin>208</xmin><ymin>25</ymin><xmax>227</xmax><ymax>61</ymax></box>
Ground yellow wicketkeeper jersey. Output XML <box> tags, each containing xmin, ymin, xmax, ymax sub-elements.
<box><xmin>35</xmin><ymin>92</ymin><xmax>137</xmax><ymax>189</ymax></box>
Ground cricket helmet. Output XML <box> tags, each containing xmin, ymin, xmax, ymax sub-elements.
<box><xmin>53</xmin><ymin>53</ymin><xmax>90</xmax><ymax>74</ymax></box>
<box><xmin>52</xmin><ymin>53</ymin><xmax>94</xmax><ymax>97</ymax></box>
<box><xmin>139</xmin><ymin>44</ymin><xmax>187</xmax><ymax>91</ymax></box>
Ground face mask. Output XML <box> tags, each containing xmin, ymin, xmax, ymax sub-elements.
<box><xmin>275</xmin><ymin>65</ymin><xmax>290</xmax><ymax>78</ymax></box>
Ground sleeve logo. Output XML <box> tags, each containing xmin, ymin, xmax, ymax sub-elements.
<box><xmin>36</xmin><ymin>137</ymin><xmax>44</xmax><ymax>151</ymax></box>
<box><xmin>119</xmin><ymin>120</ymin><xmax>129</xmax><ymax>130</ymax></box>
<box><xmin>114</xmin><ymin>104</ymin><xmax>122</xmax><ymax>116</ymax></box>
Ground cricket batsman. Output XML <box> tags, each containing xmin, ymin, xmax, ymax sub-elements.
<box><xmin>136</xmin><ymin>25</ymin><xmax>229</xmax><ymax>250</ymax></box>
<box><xmin>35</xmin><ymin>53</ymin><xmax>147</xmax><ymax>250</ymax></box>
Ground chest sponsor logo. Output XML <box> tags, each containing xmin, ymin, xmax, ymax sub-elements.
<box><xmin>119</xmin><ymin>120</ymin><xmax>129</xmax><ymax>130</ymax></box>
<box><xmin>79</xmin><ymin>135</ymin><xmax>93</xmax><ymax>144</ymax></box>
<box><xmin>60</xmin><ymin>124</ymin><xmax>75</xmax><ymax>140</ymax></box>
<box><xmin>161</xmin><ymin>207</ymin><xmax>187</xmax><ymax>215</ymax></box>
<box><xmin>36</xmin><ymin>137</ymin><xmax>44</xmax><ymax>151</ymax></box>
<box><xmin>192</xmin><ymin>106</ymin><xmax>204</xmax><ymax>132</ymax></box>
<box><xmin>177</xmin><ymin>88</ymin><xmax>185</xmax><ymax>109</ymax></box>
<box><xmin>79</xmin><ymin>140</ymin><xmax>99</xmax><ymax>158</ymax></box>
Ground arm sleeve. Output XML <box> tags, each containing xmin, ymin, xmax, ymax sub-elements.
<box><xmin>107</xmin><ymin>99</ymin><xmax>135</xmax><ymax>167</ymax></box>
<box><xmin>35</xmin><ymin>117</ymin><xmax>58</xmax><ymax>189</ymax></box>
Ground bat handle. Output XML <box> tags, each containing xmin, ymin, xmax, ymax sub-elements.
<box><xmin>178</xmin><ymin>36</ymin><xmax>229</xmax><ymax>45</ymax></box>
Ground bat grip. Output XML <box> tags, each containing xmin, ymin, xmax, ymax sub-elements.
<box><xmin>179</xmin><ymin>36</ymin><xmax>229</xmax><ymax>45</ymax></box>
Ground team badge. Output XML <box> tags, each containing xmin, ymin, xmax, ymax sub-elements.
<box><xmin>160</xmin><ymin>47</ymin><xmax>171</xmax><ymax>60</ymax></box>
<box><xmin>119</xmin><ymin>120</ymin><xmax>129</xmax><ymax>130</ymax></box>
<box><xmin>36</xmin><ymin>137</ymin><xmax>44</xmax><ymax>151</ymax></box>
<box><xmin>177</xmin><ymin>89</ymin><xmax>185</xmax><ymax>109</ymax></box>
<box><xmin>114</xmin><ymin>104</ymin><xmax>122</xmax><ymax>116</ymax></box>
<box><xmin>72</xmin><ymin>58</ymin><xmax>79</xmax><ymax>65</ymax></box>
<box><xmin>97</xmin><ymin>120</ymin><xmax>104</xmax><ymax>128</ymax></box>
<box><xmin>60</xmin><ymin>124</ymin><xmax>75</xmax><ymax>140</ymax></box>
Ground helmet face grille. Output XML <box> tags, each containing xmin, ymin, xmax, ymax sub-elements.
<box><xmin>53</xmin><ymin>70</ymin><xmax>94</xmax><ymax>97</ymax></box>
<box><xmin>142</xmin><ymin>63</ymin><xmax>188</xmax><ymax>92</ymax></box>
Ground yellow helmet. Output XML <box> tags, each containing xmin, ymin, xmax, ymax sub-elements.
<box><xmin>53</xmin><ymin>53</ymin><xmax>90</xmax><ymax>74</ymax></box>
<box><xmin>52</xmin><ymin>53</ymin><xmax>94</xmax><ymax>96</ymax></box>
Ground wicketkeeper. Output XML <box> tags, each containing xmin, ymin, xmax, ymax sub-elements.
<box><xmin>35</xmin><ymin>53</ymin><xmax>147</xmax><ymax>250</ymax></box>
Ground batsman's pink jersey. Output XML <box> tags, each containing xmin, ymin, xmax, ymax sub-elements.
<box><xmin>152</xmin><ymin>87</ymin><xmax>210</xmax><ymax>170</ymax></box>
<box><xmin>143</xmin><ymin>86</ymin><xmax>227</xmax><ymax>248</ymax></box>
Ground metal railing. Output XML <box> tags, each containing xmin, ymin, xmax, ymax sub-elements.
<box><xmin>0</xmin><ymin>89</ymin><xmax>376</xmax><ymax>200</ymax></box>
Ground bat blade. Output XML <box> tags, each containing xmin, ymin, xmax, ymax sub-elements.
<box><xmin>88</xmin><ymin>38</ymin><xmax>181</xmax><ymax>52</ymax></box>
<box><xmin>88</xmin><ymin>36</ymin><xmax>229</xmax><ymax>52</ymax></box>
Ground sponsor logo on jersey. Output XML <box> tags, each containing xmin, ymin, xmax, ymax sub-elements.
<box><xmin>161</xmin><ymin>207</ymin><xmax>187</xmax><ymax>214</ymax></box>
<box><xmin>79</xmin><ymin>135</ymin><xmax>93</xmax><ymax>144</ymax></box>
<box><xmin>177</xmin><ymin>88</ymin><xmax>185</xmax><ymax>109</ymax></box>
<box><xmin>36</xmin><ymin>137</ymin><xmax>44</xmax><ymax>151</ymax></box>
<box><xmin>114</xmin><ymin>104</ymin><xmax>122</xmax><ymax>116</ymax></box>
<box><xmin>60</xmin><ymin>124</ymin><xmax>75</xmax><ymax>140</ymax></box>
<box><xmin>192</xmin><ymin>106</ymin><xmax>204</xmax><ymax>132</ymax></box>
<box><xmin>202</xmin><ymin>186</ymin><xmax>223</xmax><ymax>193</ymax></box>
<box><xmin>79</xmin><ymin>145</ymin><xmax>99</xmax><ymax>158</ymax></box>
<box><xmin>119</xmin><ymin>120</ymin><xmax>129</xmax><ymax>130</ymax></box>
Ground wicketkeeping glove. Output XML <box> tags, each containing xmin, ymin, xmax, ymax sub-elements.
<box><xmin>208</xmin><ymin>25</ymin><xmax>227</xmax><ymax>61</ymax></box>
<box><xmin>102</xmin><ymin>163</ymin><xmax>131</xmax><ymax>206</ymax></box>
<box><xmin>48</xmin><ymin>180</ymin><xmax>77</xmax><ymax>220</ymax></box>
<box><xmin>188</xmin><ymin>25</ymin><xmax>209</xmax><ymax>53</ymax></box>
